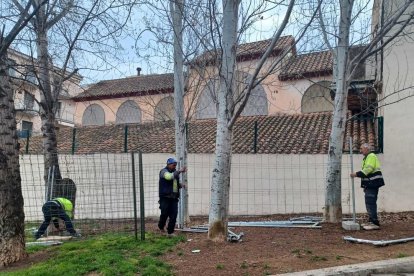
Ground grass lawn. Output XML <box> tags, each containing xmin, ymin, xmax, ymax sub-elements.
<box><xmin>4</xmin><ymin>233</ymin><xmax>184</xmax><ymax>276</ymax></box>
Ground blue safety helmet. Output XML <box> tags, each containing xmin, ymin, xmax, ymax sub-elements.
<box><xmin>167</xmin><ymin>157</ymin><xmax>177</xmax><ymax>165</ymax></box>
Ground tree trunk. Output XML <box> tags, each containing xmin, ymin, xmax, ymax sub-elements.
<box><xmin>324</xmin><ymin>0</ymin><xmax>354</xmax><ymax>222</ymax></box>
<box><xmin>208</xmin><ymin>0</ymin><xmax>240</xmax><ymax>241</ymax></box>
<box><xmin>171</xmin><ymin>0</ymin><xmax>189</xmax><ymax>227</ymax></box>
<box><xmin>41</xmin><ymin>112</ymin><xmax>62</xmax><ymax>199</ymax></box>
<box><xmin>208</xmin><ymin>119</ymin><xmax>233</xmax><ymax>241</ymax></box>
<box><xmin>35</xmin><ymin>6</ymin><xmax>62</xmax><ymax>191</ymax></box>
<box><xmin>0</xmin><ymin>56</ymin><xmax>27</xmax><ymax>267</ymax></box>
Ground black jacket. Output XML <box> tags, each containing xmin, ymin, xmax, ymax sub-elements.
<box><xmin>159</xmin><ymin>166</ymin><xmax>181</xmax><ymax>198</ymax></box>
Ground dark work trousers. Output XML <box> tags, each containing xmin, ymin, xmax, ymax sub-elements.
<box><xmin>364</xmin><ymin>188</ymin><xmax>379</xmax><ymax>225</ymax></box>
<box><xmin>158</xmin><ymin>197</ymin><xmax>178</xmax><ymax>234</ymax></box>
<box><xmin>36</xmin><ymin>201</ymin><xmax>76</xmax><ymax>238</ymax></box>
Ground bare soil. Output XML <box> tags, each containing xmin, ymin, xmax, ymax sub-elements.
<box><xmin>3</xmin><ymin>212</ymin><xmax>414</xmax><ymax>275</ymax></box>
<box><xmin>1</xmin><ymin>250</ymin><xmax>54</xmax><ymax>272</ymax></box>
<box><xmin>161</xmin><ymin>212</ymin><xmax>414</xmax><ymax>275</ymax></box>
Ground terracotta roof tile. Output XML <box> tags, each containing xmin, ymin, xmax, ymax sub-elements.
<box><xmin>73</xmin><ymin>73</ymin><xmax>174</xmax><ymax>101</ymax></box>
<box><xmin>20</xmin><ymin>112</ymin><xmax>377</xmax><ymax>155</ymax></box>
<box><xmin>191</xmin><ymin>36</ymin><xmax>295</xmax><ymax>66</ymax></box>
<box><xmin>279</xmin><ymin>50</ymin><xmax>333</xmax><ymax>81</ymax></box>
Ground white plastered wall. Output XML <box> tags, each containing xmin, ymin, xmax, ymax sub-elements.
<box><xmin>379</xmin><ymin>0</ymin><xmax>414</xmax><ymax>212</ymax></box>
<box><xmin>19</xmin><ymin>153</ymin><xmax>399</xmax><ymax>222</ymax></box>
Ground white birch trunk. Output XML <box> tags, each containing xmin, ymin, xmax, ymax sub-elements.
<box><xmin>170</xmin><ymin>0</ymin><xmax>189</xmax><ymax>227</ymax></box>
<box><xmin>208</xmin><ymin>0</ymin><xmax>240</xmax><ymax>241</ymax></box>
<box><xmin>324</xmin><ymin>0</ymin><xmax>354</xmax><ymax>222</ymax></box>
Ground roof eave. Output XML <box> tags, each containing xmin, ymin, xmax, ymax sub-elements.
<box><xmin>278</xmin><ymin>69</ymin><xmax>333</xmax><ymax>81</ymax></box>
<box><xmin>73</xmin><ymin>87</ymin><xmax>174</xmax><ymax>102</ymax></box>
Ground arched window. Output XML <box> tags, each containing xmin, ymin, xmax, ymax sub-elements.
<box><xmin>301</xmin><ymin>81</ymin><xmax>334</xmax><ymax>113</ymax></box>
<box><xmin>116</xmin><ymin>100</ymin><xmax>141</xmax><ymax>124</ymax></box>
<box><xmin>240</xmin><ymin>81</ymin><xmax>268</xmax><ymax>116</ymax></box>
<box><xmin>82</xmin><ymin>104</ymin><xmax>105</xmax><ymax>126</ymax></box>
<box><xmin>196</xmin><ymin>79</ymin><xmax>218</xmax><ymax>119</ymax></box>
<box><xmin>195</xmin><ymin>72</ymin><xmax>268</xmax><ymax>119</ymax></box>
<box><xmin>154</xmin><ymin>96</ymin><xmax>175</xmax><ymax>121</ymax></box>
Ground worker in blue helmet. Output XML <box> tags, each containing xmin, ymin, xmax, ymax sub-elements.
<box><xmin>158</xmin><ymin>157</ymin><xmax>187</xmax><ymax>237</ymax></box>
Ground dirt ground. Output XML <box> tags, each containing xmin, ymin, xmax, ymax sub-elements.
<box><xmin>3</xmin><ymin>212</ymin><xmax>414</xmax><ymax>275</ymax></box>
<box><xmin>161</xmin><ymin>212</ymin><xmax>414</xmax><ymax>276</ymax></box>
<box><xmin>1</xmin><ymin>250</ymin><xmax>54</xmax><ymax>272</ymax></box>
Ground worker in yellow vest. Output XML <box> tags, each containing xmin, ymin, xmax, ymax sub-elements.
<box><xmin>350</xmin><ymin>143</ymin><xmax>385</xmax><ymax>230</ymax></box>
<box><xmin>35</xmin><ymin>197</ymin><xmax>80</xmax><ymax>239</ymax></box>
<box><xmin>158</xmin><ymin>158</ymin><xmax>186</xmax><ymax>237</ymax></box>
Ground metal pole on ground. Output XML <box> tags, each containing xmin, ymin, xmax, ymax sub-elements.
<box><xmin>138</xmin><ymin>151</ymin><xmax>145</xmax><ymax>241</ymax></box>
<box><xmin>131</xmin><ymin>152</ymin><xmax>138</xmax><ymax>240</ymax></box>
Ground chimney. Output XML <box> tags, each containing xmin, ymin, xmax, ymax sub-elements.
<box><xmin>136</xmin><ymin>67</ymin><xmax>142</xmax><ymax>76</ymax></box>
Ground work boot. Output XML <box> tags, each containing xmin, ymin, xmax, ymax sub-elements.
<box><xmin>34</xmin><ymin>231</ymin><xmax>41</xmax><ymax>240</ymax></box>
<box><xmin>71</xmin><ymin>233</ymin><xmax>82</xmax><ymax>238</ymax></box>
<box><xmin>362</xmin><ymin>222</ymin><xmax>380</xmax><ymax>230</ymax></box>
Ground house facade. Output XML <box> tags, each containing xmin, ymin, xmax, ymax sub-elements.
<box><xmin>74</xmin><ymin>36</ymin><xmax>336</xmax><ymax>127</ymax></box>
<box><xmin>371</xmin><ymin>0</ymin><xmax>414</xmax><ymax>211</ymax></box>
<box><xmin>9</xmin><ymin>49</ymin><xmax>82</xmax><ymax>136</ymax></box>
<box><xmin>73</xmin><ymin>73</ymin><xmax>175</xmax><ymax>126</ymax></box>
<box><xmin>186</xmin><ymin>36</ymin><xmax>334</xmax><ymax>120</ymax></box>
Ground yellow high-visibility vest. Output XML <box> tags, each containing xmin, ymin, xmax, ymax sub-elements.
<box><xmin>54</xmin><ymin>197</ymin><xmax>74</xmax><ymax>218</ymax></box>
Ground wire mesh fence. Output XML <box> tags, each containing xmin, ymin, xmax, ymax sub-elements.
<box><xmin>20</xmin><ymin>152</ymin><xmax>363</xmax><ymax>239</ymax></box>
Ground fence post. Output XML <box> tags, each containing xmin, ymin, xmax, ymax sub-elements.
<box><xmin>71</xmin><ymin>128</ymin><xmax>76</xmax><ymax>155</ymax></box>
<box><xmin>349</xmin><ymin>137</ymin><xmax>356</xmax><ymax>223</ymax></box>
<box><xmin>46</xmin><ymin>167</ymin><xmax>52</xmax><ymax>201</ymax></box>
<box><xmin>138</xmin><ymin>151</ymin><xmax>145</xmax><ymax>240</ymax></box>
<box><xmin>25</xmin><ymin>130</ymin><xmax>30</xmax><ymax>154</ymax></box>
<box><xmin>253</xmin><ymin>121</ymin><xmax>258</xmax><ymax>153</ymax></box>
<box><xmin>131</xmin><ymin>152</ymin><xmax>138</xmax><ymax>240</ymax></box>
<box><xmin>124</xmin><ymin>125</ymin><xmax>129</xmax><ymax>153</ymax></box>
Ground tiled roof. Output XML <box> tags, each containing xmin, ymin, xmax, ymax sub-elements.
<box><xmin>279</xmin><ymin>50</ymin><xmax>333</xmax><ymax>81</ymax></box>
<box><xmin>20</xmin><ymin>112</ymin><xmax>376</xmax><ymax>155</ymax></box>
<box><xmin>190</xmin><ymin>36</ymin><xmax>296</xmax><ymax>66</ymax></box>
<box><xmin>73</xmin><ymin>73</ymin><xmax>174</xmax><ymax>101</ymax></box>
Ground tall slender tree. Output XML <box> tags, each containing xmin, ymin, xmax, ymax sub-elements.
<box><xmin>137</xmin><ymin>0</ymin><xmax>213</xmax><ymax>226</ymax></box>
<box><xmin>320</xmin><ymin>0</ymin><xmax>414</xmax><ymax>222</ymax></box>
<box><xmin>208</xmin><ymin>0</ymin><xmax>240</xmax><ymax>241</ymax></box>
<box><xmin>0</xmin><ymin>0</ymin><xmax>46</xmax><ymax>266</ymax></box>
<box><xmin>170</xmin><ymin>0</ymin><xmax>189</xmax><ymax>226</ymax></box>
<box><xmin>323</xmin><ymin>0</ymin><xmax>354</xmax><ymax>222</ymax></box>
<box><xmin>207</xmin><ymin>0</ymin><xmax>322</xmax><ymax>240</ymax></box>
<box><xmin>13</xmin><ymin>0</ymin><xmax>139</xmax><ymax>193</ymax></box>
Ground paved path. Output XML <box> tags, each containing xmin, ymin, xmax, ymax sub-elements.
<box><xmin>276</xmin><ymin>256</ymin><xmax>414</xmax><ymax>275</ymax></box>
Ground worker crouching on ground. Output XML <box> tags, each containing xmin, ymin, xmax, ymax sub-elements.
<box><xmin>158</xmin><ymin>157</ymin><xmax>186</xmax><ymax>237</ymax></box>
<box><xmin>35</xmin><ymin>197</ymin><xmax>81</xmax><ymax>239</ymax></box>
<box><xmin>350</xmin><ymin>143</ymin><xmax>385</xmax><ymax>230</ymax></box>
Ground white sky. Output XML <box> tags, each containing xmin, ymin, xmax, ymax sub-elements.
<box><xmin>76</xmin><ymin>0</ymin><xmax>373</xmax><ymax>85</ymax></box>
